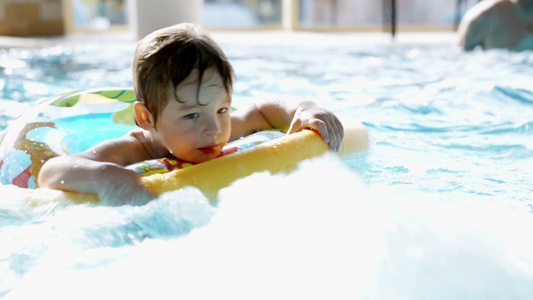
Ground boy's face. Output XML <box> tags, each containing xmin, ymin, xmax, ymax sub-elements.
<box><xmin>154</xmin><ymin>67</ymin><xmax>231</xmax><ymax>163</ymax></box>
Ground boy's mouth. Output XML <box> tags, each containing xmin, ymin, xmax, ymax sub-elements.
<box><xmin>197</xmin><ymin>144</ymin><xmax>222</xmax><ymax>155</ymax></box>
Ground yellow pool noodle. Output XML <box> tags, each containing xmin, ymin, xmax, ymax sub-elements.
<box><xmin>19</xmin><ymin>123</ymin><xmax>368</xmax><ymax>205</ymax></box>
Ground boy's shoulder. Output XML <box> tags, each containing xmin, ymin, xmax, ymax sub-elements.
<box><xmin>125</xmin><ymin>129</ymin><xmax>166</xmax><ymax>161</ymax></box>
<box><xmin>78</xmin><ymin>129</ymin><xmax>158</xmax><ymax>166</ymax></box>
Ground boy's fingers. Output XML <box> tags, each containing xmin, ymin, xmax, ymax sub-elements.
<box><xmin>288</xmin><ymin>117</ymin><xmax>345</xmax><ymax>152</ymax></box>
<box><xmin>317</xmin><ymin>121</ymin><xmax>330</xmax><ymax>144</ymax></box>
<box><xmin>287</xmin><ymin>119</ymin><xmax>302</xmax><ymax>135</ymax></box>
<box><xmin>330</xmin><ymin>118</ymin><xmax>344</xmax><ymax>152</ymax></box>
<box><xmin>303</xmin><ymin>120</ymin><xmax>330</xmax><ymax>145</ymax></box>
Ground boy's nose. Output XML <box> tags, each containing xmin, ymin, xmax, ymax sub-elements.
<box><xmin>203</xmin><ymin>118</ymin><xmax>221</xmax><ymax>136</ymax></box>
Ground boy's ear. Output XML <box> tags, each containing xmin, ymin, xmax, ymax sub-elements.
<box><xmin>134</xmin><ymin>102</ymin><xmax>155</xmax><ymax>130</ymax></box>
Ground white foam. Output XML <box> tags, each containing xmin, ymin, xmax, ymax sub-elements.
<box><xmin>4</xmin><ymin>155</ymin><xmax>533</xmax><ymax>299</ymax></box>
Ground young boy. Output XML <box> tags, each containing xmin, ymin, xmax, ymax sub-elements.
<box><xmin>38</xmin><ymin>23</ymin><xmax>344</xmax><ymax>205</ymax></box>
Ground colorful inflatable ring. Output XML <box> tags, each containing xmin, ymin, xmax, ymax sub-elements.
<box><xmin>0</xmin><ymin>88</ymin><xmax>369</xmax><ymax>204</ymax></box>
<box><xmin>1</xmin><ymin>88</ymin><xmax>136</xmax><ymax>188</ymax></box>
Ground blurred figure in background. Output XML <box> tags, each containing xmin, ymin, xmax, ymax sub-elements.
<box><xmin>457</xmin><ymin>0</ymin><xmax>533</xmax><ymax>50</ymax></box>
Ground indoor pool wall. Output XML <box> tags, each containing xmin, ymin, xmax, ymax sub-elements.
<box><xmin>1</xmin><ymin>32</ymin><xmax>532</xmax><ymax>299</ymax></box>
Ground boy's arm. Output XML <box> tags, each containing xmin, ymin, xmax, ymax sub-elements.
<box><xmin>38</xmin><ymin>133</ymin><xmax>155</xmax><ymax>205</ymax></box>
<box><xmin>230</xmin><ymin>94</ymin><xmax>344</xmax><ymax>152</ymax></box>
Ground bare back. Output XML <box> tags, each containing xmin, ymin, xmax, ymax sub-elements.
<box><xmin>457</xmin><ymin>0</ymin><xmax>533</xmax><ymax>50</ymax></box>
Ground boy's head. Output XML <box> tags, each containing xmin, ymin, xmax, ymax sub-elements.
<box><xmin>132</xmin><ymin>23</ymin><xmax>234</xmax><ymax>123</ymax></box>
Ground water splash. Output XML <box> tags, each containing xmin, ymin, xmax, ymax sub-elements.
<box><xmin>3</xmin><ymin>157</ymin><xmax>533</xmax><ymax>299</ymax></box>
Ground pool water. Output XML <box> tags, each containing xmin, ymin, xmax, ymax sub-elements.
<box><xmin>1</xmin><ymin>38</ymin><xmax>532</xmax><ymax>299</ymax></box>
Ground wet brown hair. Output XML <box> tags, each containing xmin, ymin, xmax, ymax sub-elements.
<box><xmin>132</xmin><ymin>23</ymin><xmax>234</xmax><ymax>124</ymax></box>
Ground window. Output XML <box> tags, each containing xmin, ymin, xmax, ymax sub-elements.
<box><xmin>300</xmin><ymin>0</ymin><xmax>383</xmax><ymax>29</ymax></box>
<box><xmin>65</xmin><ymin>0</ymin><xmax>478</xmax><ymax>33</ymax></box>
<box><xmin>298</xmin><ymin>0</ymin><xmax>478</xmax><ymax>30</ymax></box>
<box><xmin>202</xmin><ymin>0</ymin><xmax>282</xmax><ymax>28</ymax></box>
<box><xmin>68</xmin><ymin>0</ymin><xmax>128</xmax><ymax>31</ymax></box>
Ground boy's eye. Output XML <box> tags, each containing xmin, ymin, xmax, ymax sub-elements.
<box><xmin>184</xmin><ymin>113</ymin><xmax>199</xmax><ymax>119</ymax></box>
<box><xmin>218</xmin><ymin>107</ymin><xmax>229</xmax><ymax>114</ymax></box>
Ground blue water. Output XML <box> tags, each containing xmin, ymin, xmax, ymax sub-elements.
<box><xmin>1</xmin><ymin>39</ymin><xmax>532</xmax><ymax>299</ymax></box>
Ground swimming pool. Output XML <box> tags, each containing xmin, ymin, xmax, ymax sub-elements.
<box><xmin>1</xmin><ymin>33</ymin><xmax>532</xmax><ymax>298</ymax></box>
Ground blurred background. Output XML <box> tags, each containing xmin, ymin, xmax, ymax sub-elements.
<box><xmin>0</xmin><ymin>0</ymin><xmax>479</xmax><ymax>38</ymax></box>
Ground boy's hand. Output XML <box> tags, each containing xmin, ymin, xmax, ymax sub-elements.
<box><xmin>97</xmin><ymin>164</ymin><xmax>156</xmax><ymax>206</ymax></box>
<box><xmin>287</xmin><ymin>102</ymin><xmax>344</xmax><ymax>152</ymax></box>
<box><xmin>39</xmin><ymin>157</ymin><xmax>156</xmax><ymax>206</ymax></box>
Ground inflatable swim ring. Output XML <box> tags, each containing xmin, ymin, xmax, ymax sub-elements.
<box><xmin>0</xmin><ymin>88</ymin><xmax>369</xmax><ymax>204</ymax></box>
<box><xmin>0</xmin><ymin>88</ymin><xmax>137</xmax><ymax>189</ymax></box>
